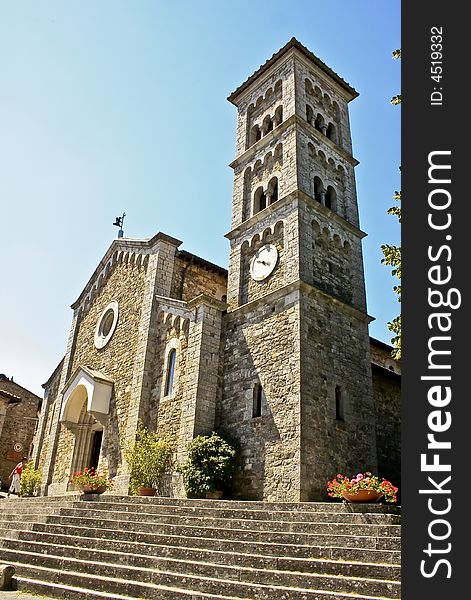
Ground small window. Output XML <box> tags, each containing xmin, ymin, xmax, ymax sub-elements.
<box><xmin>164</xmin><ymin>349</ymin><xmax>177</xmax><ymax>396</ymax></box>
<box><xmin>253</xmin><ymin>384</ymin><xmax>263</xmax><ymax>418</ymax></box>
<box><xmin>335</xmin><ymin>385</ymin><xmax>344</xmax><ymax>421</ymax></box>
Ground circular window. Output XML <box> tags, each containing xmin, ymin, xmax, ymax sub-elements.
<box><xmin>94</xmin><ymin>301</ymin><xmax>119</xmax><ymax>349</ymax></box>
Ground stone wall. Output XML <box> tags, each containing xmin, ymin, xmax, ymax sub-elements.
<box><xmin>50</xmin><ymin>259</ymin><xmax>148</xmax><ymax>486</ymax></box>
<box><xmin>299</xmin><ymin>288</ymin><xmax>377</xmax><ymax>501</ymax></box>
<box><xmin>34</xmin><ymin>361</ymin><xmax>62</xmax><ymax>474</ymax></box>
<box><xmin>171</xmin><ymin>254</ymin><xmax>227</xmax><ymax>303</ymax></box>
<box><xmin>219</xmin><ymin>288</ymin><xmax>301</xmax><ymax>502</ymax></box>
<box><xmin>372</xmin><ymin>365</ymin><xmax>401</xmax><ymax>491</ymax></box>
<box><xmin>0</xmin><ymin>375</ymin><xmax>41</xmax><ymax>487</ymax></box>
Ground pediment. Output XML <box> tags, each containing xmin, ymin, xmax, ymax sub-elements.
<box><xmin>60</xmin><ymin>366</ymin><xmax>114</xmax><ymax>424</ymax></box>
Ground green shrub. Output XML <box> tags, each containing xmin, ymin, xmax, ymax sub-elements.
<box><xmin>123</xmin><ymin>422</ymin><xmax>173</xmax><ymax>494</ymax></box>
<box><xmin>20</xmin><ymin>462</ymin><xmax>42</xmax><ymax>497</ymax></box>
<box><xmin>178</xmin><ymin>432</ymin><xmax>236</xmax><ymax>498</ymax></box>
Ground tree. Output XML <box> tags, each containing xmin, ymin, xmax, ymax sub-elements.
<box><xmin>381</xmin><ymin>49</ymin><xmax>401</xmax><ymax>360</ymax></box>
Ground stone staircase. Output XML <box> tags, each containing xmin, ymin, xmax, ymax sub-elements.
<box><xmin>0</xmin><ymin>495</ymin><xmax>401</xmax><ymax>599</ymax></box>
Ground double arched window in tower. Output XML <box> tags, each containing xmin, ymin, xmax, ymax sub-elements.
<box><xmin>249</xmin><ymin>106</ymin><xmax>283</xmax><ymax>147</ymax></box>
<box><xmin>313</xmin><ymin>177</ymin><xmax>338</xmax><ymax>213</ymax></box>
<box><xmin>253</xmin><ymin>177</ymin><xmax>279</xmax><ymax>215</ymax></box>
<box><xmin>306</xmin><ymin>104</ymin><xmax>338</xmax><ymax>145</ymax></box>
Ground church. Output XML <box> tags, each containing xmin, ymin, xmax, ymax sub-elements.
<box><xmin>32</xmin><ymin>39</ymin><xmax>401</xmax><ymax>502</ymax></box>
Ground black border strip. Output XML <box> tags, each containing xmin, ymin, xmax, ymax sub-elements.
<box><xmin>403</xmin><ymin>3</ymin><xmax>467</xmax><ymax>597</ymax></box>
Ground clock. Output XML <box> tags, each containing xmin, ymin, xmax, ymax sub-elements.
<box><xmin>250</xmin><ymin>244</ymin><xmax>279</xmax><ymax>281</ymax></box>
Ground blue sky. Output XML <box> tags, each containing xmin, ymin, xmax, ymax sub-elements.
<box><xmin>0</xmin><ymin>1</ymin><xmax>400</xmax><ymax>395</ymax></box>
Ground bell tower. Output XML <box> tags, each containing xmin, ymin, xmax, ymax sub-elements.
<box><xmin>219</xmin><ymin>39</ymin><xmax>377</xmax><ymax>501</ymax></box>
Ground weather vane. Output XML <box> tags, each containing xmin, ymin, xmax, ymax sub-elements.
<box><xmin>113</xmin><ymin>212</ymin><xmax>126</xmax><ymax>238</ymax></box>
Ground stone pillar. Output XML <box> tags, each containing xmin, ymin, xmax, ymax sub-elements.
<box><xmin>178</xmin><ymin>295</ymin><xmax>225</xmax><ymax>462</ymax></box>
<box><xmin>118</xmin><ymin>236</ymin><xmax>180</xmax><ymax>493</ymax></box>
<box><xmin>39</xmin><ymin>309</ymin><xmax>81</xmax><ymax>495</ymax></box>
<box><xmin>32</xmin><ymin>391</ymin><xmax>49</xmax><ymax>469</ymax></box>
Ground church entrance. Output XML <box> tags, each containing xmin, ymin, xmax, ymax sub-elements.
<box><xmin>61</xmin><ymin>384</ymin><xmax>104</xmax><ymax>482</ymax></box>
<box><xmin>89</xmin><ymin>430</ymin><xmax>103</xmax><ymax>470</ymax></box>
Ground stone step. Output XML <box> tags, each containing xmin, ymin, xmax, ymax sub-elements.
<box><xmin>67</xmin><ymin>500</ymin><xmax>401</xmax><ymax>524</ymax></box>
<box><xmin>14</xmin><ymin>573</ymin><xmax>243</xmax><ymax>599</ymax></box>
<box><xmin>0</xmin><ymin>547</ymin><xmax>401</xmax><ymax>598</ymax></box>
<box><xmin>8</xmin><ymin>528</ymin><xmax>401</xmax><ymax>566</ymax></box>
<box><xmin>5</xmin><ymin>558</ymin><xmax>400</xmax><ymax>600</ymax></box>
<box><xmin>0</xmin><ymin>536</ymin><xmax>400</xmax><ymax>580</ymax></box>
<box><xmin>41</xmin><ymin>514</ymin><xmax>401</xmax><ymax>550</ymax></box>
<box><xmin>92</xmin><ymin>495</ymin><xmax>400</xmax><ymax>512</ymax></box>
<box><xmin>53</xmin><ymin>507</ymin><xmax>400</xmax><ymax>537</ymax></box>
<box><xmin>21</xmin><ymin>521</ymin><xmax>401</xmax><ymax>559</ymax></box>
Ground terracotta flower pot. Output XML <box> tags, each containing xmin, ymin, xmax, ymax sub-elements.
<box><xmin>342</xmin><ymin>489</ymin><xmax>383</xmax><ymax>503</ymax></box>
<box><xmin>79</xmin><ymin>484</ymin><xmax>107</xmax><ymax>494</ymax></box>
<box><xmin>205</xmin><ymin>490</ymin><xmax>223</xmax><ymax>499</ymax></box>
<box><xmin>137</xmin><ymin>486</ymin><xmax>156</xmax><ymax>496</ymax></box>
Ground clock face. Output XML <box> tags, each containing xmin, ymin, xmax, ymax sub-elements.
<box><xmin>250</xmin><ymin>244</ymin><xmax>279</xmax><ymax>281</ymax></box>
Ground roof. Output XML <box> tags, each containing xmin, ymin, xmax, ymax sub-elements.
<box><xmin>369</xmin><ymin>336</ymin><xmax>396</xmax><ymax>354</ymax></box>
<box><xmin>42</xmin><ymin>358</ymin><xmax>65</xmax><ymax>390</ymax></box>
<box><xmin>178</xmin><ymin>250</ymin><xmax>228</xmax><ymax>277</ymax></box>
<box><xmin>228</xmin><ymin>37</ymin><xmax>358</xmax><ymax>104</ymax></box>
<box><xmin>0</xmin><ymin>388</ymin><xmax>21</xmax><ymax>404</ymax></box>
<box><xmin>0</xmin><ymin>374</ymin><xmax>42</xmax><ymax>403</ymax></box>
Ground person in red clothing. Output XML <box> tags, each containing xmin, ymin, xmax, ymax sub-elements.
<box><xmin>7</xmin><ymin>457</ymin><xmax>28</xmax><ymax>498</ymax></box>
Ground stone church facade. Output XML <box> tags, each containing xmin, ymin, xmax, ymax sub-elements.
<box><xmin>33</xmin><ymin>39</ymin><xmax>401</xmax><ymax>501</ymax></box>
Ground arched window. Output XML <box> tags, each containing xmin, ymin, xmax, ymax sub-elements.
<box><xmin>327</xmin><ymin>123</ymin><xmax>337</xmax><ymax>143</ymax></box>
<box><xmin>326</xmin><ymin>186</ymin><xmax>337</xmax><ymax>212</ymax></box>
<box><xmin>268</xmin><ymin>177</ymin><xmax>278</xmax><ymax>205</ymax></box>
<box><xmin>254</xmin><ymin>187</ymin><xmax>267</xmax><ymax>214</ymax></box>
<box><xmin>262</xmin><ymin>116</ymin><xmax>273</xmax><ymax>135</ymax></box>
<box><xmin>314</xmin><ymin>113</ymin><xmax>325</xmax><ymax>133</ymax></box>
<box><xmin>164</xmin><ymin>349</ymin><xmax>177</xmax><ymax>396</ymax></box>
<box><xmin>250</xmin><ymin>124</ymin><xmax>261</xmax><ymax>146</ymax></box>
<box><xmin>274</xmin><ymin>105</ymin><xmax>283</xmax><ymax>126</ymax></box>
<box><xmin>314</xmin><ymin>177</ymin><xmax>324</xmax><ymax>203</ymax></box>
<box><xmin>335</xmin><ymin>385</ymin><xmax>344</xmax><ymax>421</ymax></box>
<box><xmin>306</xmin><ymin>104</ymin><xmax>314</xmax><ymax>125</ymax></box>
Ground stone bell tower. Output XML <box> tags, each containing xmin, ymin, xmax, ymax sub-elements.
<box><xmin>219</xmin><ymin>38</ymin><xmax>377</xmax><ymax>501</ymax></box>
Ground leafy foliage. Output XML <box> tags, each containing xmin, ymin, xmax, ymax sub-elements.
<box><xmin>178</xmin><ymin>432</ymin><xmax>237</xmax><ymax>498</ymax></box>
<box><xmin>382</xmin><ymin>49</ymin><xmax>401</xmax><ymax>360</ymax></box>
<box><xmin>123</xmin><ymin>421</ymin><xmax>173</xmax><ymax>493</ymax></box>
<box><xmin>20</xmin><ymin>462</ymin><xmax>42</xmax><ymax>496</ymax></box>
<box><xmin>390</xmin><ymin>49</ymin><xmax>402</xmax><ymax>104</ymax></box>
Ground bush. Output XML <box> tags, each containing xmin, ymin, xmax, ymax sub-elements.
<box><xmin>178</xmin><ymin>432</ymin><xmax>236</xmax><ymax>498</ymax></box>
<box><xmin>20</xmin><ymin>462</ymin><xmax>42</xmax><ymax>497</ymax></box>
<box><xmin>124</xmin><ymin>422</ymin><xmax>173</xmax><ymax>494</ymax></box>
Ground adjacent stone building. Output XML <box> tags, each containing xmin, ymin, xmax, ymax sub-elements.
<box><xmin>0</xmin><ymin>374</ymin><xmax>42</xmax><ymax>488</ymax></box>
<box><xmin>33</xmin><ymin>39</ymin><xmax>401</xmax><ymax>501</ymax></box>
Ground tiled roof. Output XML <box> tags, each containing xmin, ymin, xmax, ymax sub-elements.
<box><xmin>228</xmin><ymin>37</ymin><xmax>358</xmax><ymax>104</ymax></box>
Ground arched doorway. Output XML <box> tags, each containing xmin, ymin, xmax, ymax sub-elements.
<box><xmin>63</xmin><ymin>385</ymin><xmax>104</xmax><ymax>479</ymax></box>
<box><xmin>60</xmin><ymin>366</ymin><xmax>114</xmax><ymax>488</ymax></box>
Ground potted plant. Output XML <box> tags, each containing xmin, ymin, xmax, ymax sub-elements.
<box><xmin>19</xmin><ymin>461</ymin><xmax>42</xmax><ymax>497</ymax></box>
<box><xmin>178</xmin><ymin>432</ymin><xmax>236</xmax><ymax>499</ymax></box>
<box><xmin>327</xmin><ymin>472</ymin><xmax>398</xmax><ymax>503</ymax></box>
<box><xmin>124</xmin><ymin>422</ymin><xmax>173</xmax><ymax>496</ymax></box>
<box><xmin>69</xmin><ymin>468</ymin><xmax>114</xmax><ymax>494</ymax></box>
